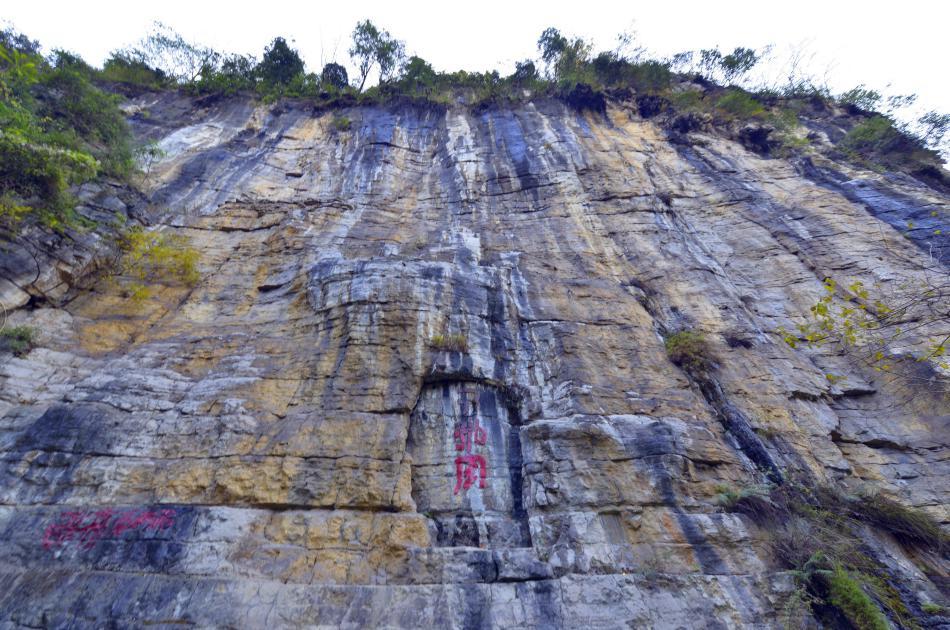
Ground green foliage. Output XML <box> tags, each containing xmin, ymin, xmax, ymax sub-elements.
<box><xmin>331</xmin><ymin>115</ymin><xmax>352</xmax><ymax>132</ymax></box>
<box><xmin>922</xmin><ymin>603</ymin><xmax>945</xmax><ymax>615</ymax></box>
<box><xmin>693</xmin><ymin>47</ymin><xmax>761</xmax><ymax>85</ymax></box>
<box><xmin>40</xmin><ymin>57</ymin><xmax>136</xmax><ymax>177</ymax></box>
<box><xmin>715</xmin><ymin>89</ymin><xmax>765</xmax><ymax>119</ymax></box>
<box><xmin>430</xmin><ymin>333</ymin><xmax>468</xmax><ymax>352</ymax></box>
<box><xmin>0</xmin><ymin>129</ymin><xmax>97</xmax><ymax>227</ymax></box>
<box><xmin>668</xmin><ymin>89</ymin><xmax>704</xmax><ymax>110</ymax></box>
<box><xmin>192</xmin><ymin>53</ymin><xmax>256</xmax><ymax>95</ymax></box>
<box><xmin>133</xmin><ymin>22</ymin><xmax>220</xmax><ymax>84</ymax></box>
<box><xmin>590</xmin><ymin>51</ymin><xmax>672</xmax><ymax>93</ymax></box>
<box><xmin>825</xmin><ymin>564</ymin><xmax>890</xmax><ymax>630</ymax></box>
<box><xmin>917</xmin><ymin>111</ymin><xmax>950</xmax><ymax>149</ymax></box>
<box><xmin>0</xmin><ymin>28</ymin><xmax>41</xmax><ymax>56</ymax></box>
<box><xmin>664</xmin><ymin>330</ymin><xmax>713</xmax><ymax>372</ymax></box>
<box><xmin>840</xmin><ymin>115</ymin><xmax>903</xmax><ymax>154</ymax></box>
<box><xmin>778</xmin><ymin>273</ymin><xmax>950</xmax><ymax>394</ymax></box>
<box><xmin>115</xmin><ymin>226</ymin><xmax>200</xmax><ymax>300</ymax></box>
<box><xmin>714</xmin><ymin>483</ymin><xmax>771</xmax><ymax>508</ymax></box>
<box><xmin>537</xmin><ymin>28</ymin><xmax>596</xmax><ymax>86</ymax></box>
<box><xmin>625</xmin><ymin>60</ymin><xmax>673</xmax><ymax>93</ymax></box>
<box><xmin>400</xmin><ymin>56</ymin><xmax>438</xmax><ymax>97</ymax></box>
<box><xmin>321</xmin><ymin>62</ymin><xmax>349</xmax><ymax>90</ymax></box>
<box><xmin>350</xmin><ymin>20</ymin><xmax>405</xmax><ymax>92</ymax></box>
<box><xmin>719</xmin><ymin>47</ymin><xmax>760</xmax><ymax>82</ymax></box>
<box><xmin>0</xmin><ymin>325</ymin><xmax>36</xmax><ymax>356</ymax></box>
<box><xmin>510</xmin><ymin>60</ymin><xmax>539</xmax><ymax>86</ymax></box>
<box><xmin>765</xmin><ymin>106</ymin><xmax>811</xmax><ymax>155</ymax></box>
<box><xmin>99</xmin><ymin>51</ymin><xmax>169</xmax><ymax>88</ymax></box>
<box><xmin>135</xmin><ymin>140</ymin><xmax>166</xmax><ymax>183</ymax></box>
<box><xmin>721</xmin><ymin>482</ymin><xmax>937</xmax><ymax>628</ymax></box>
<box><xmin>257</xmin><ymin>37</ymin><xmax>304</xmax><ymax>87</ymax></box>
<box><xmin>839</xmin><ymin>84</ymin><xmax>882</xmax><ymax>112</ymax></box>
<box><xmin>832</xmin><ymin>109</ymin><xmax>947</xmax><ymax>177</ymax></box>
<box><xmin>0</xmin><ymin>40</ymin><xmax>134</xmax><ymax>230</ymax></box>
<box><xmin>851</xmin><ymin>492</ymin><xmax>946</xmax><ymax>549</ymax></box>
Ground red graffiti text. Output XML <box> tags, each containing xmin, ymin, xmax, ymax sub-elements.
<box><xmin>42</xmin><ymin>507</ymin><xmax>176</xmax><ymax>551</ymax></box>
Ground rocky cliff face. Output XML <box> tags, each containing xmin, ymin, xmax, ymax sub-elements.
<box><xmin>0</xmin><ymin>92</ymin><xmax>947</xmax><ymax>628</ymax></box>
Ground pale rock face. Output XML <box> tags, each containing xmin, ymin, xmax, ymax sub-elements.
<box><xmin>0</xmin><ymin>92</ymin><xmax>946</xmax><ymax>627</ymax></box>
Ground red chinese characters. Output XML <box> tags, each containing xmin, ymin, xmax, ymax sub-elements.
<box><xmin>454</xmin><ymin>454</ymin><xmax>487</xmax><ymax>494</ymax></box>
<box><xmin>453</xmin><ymin>389</ymin><xmax>488</xmax><ymax>495</ymax></box>
<box><xmin>112</xmin><ymin>508</ymin><xmax>176</xmax><ymax>535</ymax></box>
<box><xmin>42</xmin><ymin>507</ymin><xmax>176</xmax><ymax>551</ymax></box>
<box><xmin>41</xmin><ymin>509</ymin><xmax>115</xmax><ymax>550</ymax></box>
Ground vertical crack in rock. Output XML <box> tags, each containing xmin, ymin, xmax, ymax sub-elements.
<box><xmin>693</xmin><ymin>378</ymin><xmax>784</xmax><ymax>484</ymax></box>
<box><xmin>505</xmin><ymin>405</ymin><xmax>532</xmax><ymax>548</ymax></box>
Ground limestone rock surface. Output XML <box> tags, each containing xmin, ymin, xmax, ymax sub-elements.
<box><xmin>0</xmin><ymin>92</ymin><xmax>947</xmax><ymax>628</ymax></box>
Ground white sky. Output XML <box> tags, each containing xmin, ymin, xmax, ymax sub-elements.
<box><xmin>5</xmin><ymin>0</ymin><xmax>949</xmax><ymax>114</ymax></box>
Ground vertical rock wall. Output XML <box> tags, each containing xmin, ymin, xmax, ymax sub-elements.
<box><xmin>0</xmin><ymin>92</ymin><xmax>946</xmax><ymax>627</ymax></box>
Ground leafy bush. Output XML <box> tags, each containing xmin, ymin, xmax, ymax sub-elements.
<box><xmin>835</xmin><ymin>113</ymin><xmax>947</xmax><ymax>183</ymax></box>
<box><xmin>191</xmin><ymin>54</ymin><xmax>256</xmax><ymax>95</ymax></box>
<box><xmin>714</xmin><ymin>483</ymin><xmax>778</xmax><ymax>520</ymax></box>
<box><xmin>664</xmin><ymin>330</ymin><xmax>713</xmax><ymax>371</ymax></box>
<box><xmin>592</xmin><ymin>53</ymin><xmax>672</xmax><ymax>92</ymax></box>
<box><xmin>0</xmin><ymin>131</ymin><xmax>97</xmax><ymax>226</ymax></box>
<box><xmin>510</xmin><ymin>60</ymin><xmax>539</xmax><ymax>86</ymax></box>
<box><xmin>399</xmin><ymin>56</ymin><xmax>438</xmax><ymax>97</ymax></box>
<box><xmin>0</xmin><ymin>41</ymin><xmax>134</xmax><ymax>229</ymax></box>
<box><xmin>0</xmin><ymin>325</ymin><xmax>35</xmax><ymax>356</ymax></box>
<box><xmin>39</xmin><ymin>58</ymin><xmax>135</xmax><ymax>177</ymax></box>
<box><xmin>331</xmin><ymin>116</ymin><xmax>352</xmax><ymax>132</ymax></box>
<box><xmin>715</xmin><ymin>89</ymin><xmax>765</xmax><ymax>119</ymax></box>
<box><xmin>840</xmin><ymin>115</ymin><xmax>903</xmax><ymax>154</ymax></box>
<box><xmin>115</xmin><ymin>227</ymin><xmax>200</xmax><ymax>300</ymax></box>
<box><xmin>99</xmin><ymin>51</ymin><xmax>168</xmax><ymax>88</ymax></box>
<box><xmin>668</xmin><ymin>89</ymin><xmax>704</xmax><ymax>110</ymax></box>
<box><xmin>922</xmin><ymin>603</ymin><xmax>945</xmax><ymax>615</ymax></box>
<box><xmin>430</xmin><ymin>333</ymin><xmax>468</xmax><ymax>352</ymax></box>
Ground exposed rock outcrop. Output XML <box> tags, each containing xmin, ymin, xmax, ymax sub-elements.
<box><xmin>0</xmin><ymin>91</ymin><xmax>946</xmax><ymax>628</ymax></box>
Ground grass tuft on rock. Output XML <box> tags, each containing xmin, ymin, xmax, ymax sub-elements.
<box><xmin>849</xmin><ymin>492</ymin><xmax>946</xmax><ymax>550</ymax></box>
<box><xmin>825</xmin><ymin>564</ymin><xmax>889</xmax><ymax>630</ymax></box>
<box><xmin>0</xmin><ymin>325</ymin><xmax>35</xmax><ymax>356</ymax></box>
<box><xmin>430</xmin><ymin>333</ymin><xmax>468</xmax><ymax>352</ymax></box>
<box><xmin>664</xmin><ymin>329</ymin><xmax>713</xmax><ymax>372</ymax></box>
<box><xmin>716</xmin><ymin>482</ymin><xmax>938</xmax><ymax>628</ymax></box>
